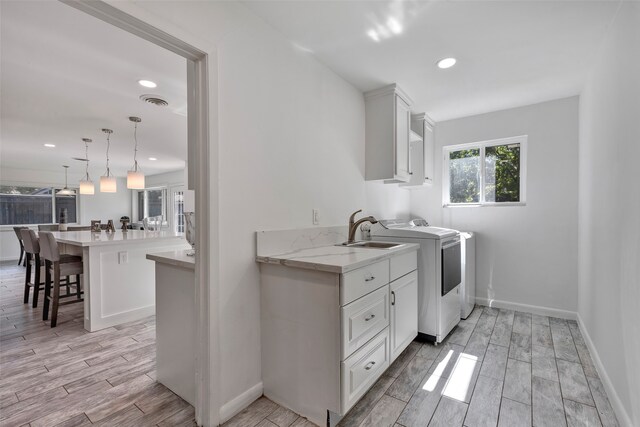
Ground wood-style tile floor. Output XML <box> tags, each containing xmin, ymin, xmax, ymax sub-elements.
<box><xmin>0</xmin><ymin>261</ymin><xmax>196</xmax><ymax>426</ymax></box>
<box><xmin>223</xmin><ymin>306</ymin><xmax>621</xmax><ymax>427</ymax></box>
<box><xmin>2</xmin><ymin>260</ymin><xmax>621</xmax><ymax>427</ymax></box>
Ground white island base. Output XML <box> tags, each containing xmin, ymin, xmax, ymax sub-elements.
<box><xmin>51</xmin><ymin>230</ymin><xmax>190</xmax><ymax>332</ymax></box>
<box><xmin>147</xmin><ymin>250</ymin><xmax>196</xmax><ymax>406</ymax></box>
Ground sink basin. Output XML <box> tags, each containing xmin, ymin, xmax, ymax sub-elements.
<box><xmin>339</xmin><ymin>241</ymin><xmax>402</xmax><ymax>249</ymax></box>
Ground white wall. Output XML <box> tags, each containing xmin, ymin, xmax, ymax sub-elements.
<box><xmin>106</xmin><ymin>1</ymin><xmax>409</xmax><ymax>419</ymax></box>
<box><xmin>145</xmin><ymin>169</ymin><xmax>185</xmax><ymax>188</ymax></box>
<box><xmin>365</xmin><ymin>181</ymin><xmax>411</xmax><ymax>220</ymax></box>
<box><xmin>578</xmin><ymin>3</ymin><xmax>640</xmax><ymax>426</ymax></box>
<box><xmin>0</xmin><ymin>168</ymin><xmax>131</xmax><ymax>260</ymax></box>
<box><xmin>79</xmin><ymin>177</ymin><xmax>131</xmax><ymax>225</ymax></box>
<box><xmin>411</xmin><ymin>97</ymin><xmax>579</xmax><ymax>316</ymax></box>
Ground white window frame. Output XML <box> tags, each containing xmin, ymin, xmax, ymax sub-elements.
<box><xmin>443</xmin><ymin>135</ymin><xmax>527</xmax><ymax>207</ymax></box>
<box><xmin>0</xmin><ymin>183</ymin><xmax>80</xmax><ymax>227</ymax></box>
<box><xmin>133</xmin><ymin>186</ymin><xmax>168</xmax><ymax>222</ymax></box>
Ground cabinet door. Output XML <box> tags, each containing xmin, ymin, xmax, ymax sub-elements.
<box><xmin>390</xmin><ymin>270</ymin><xmax>418</xmax><ymax>361</ymax></box>
<box><xmin>394</xmin><ymin>95</ymin><xmax>411</xmax><ymax>182</ymax></box>
<box><xmin>423</xmin><ymin>120</ymin><xmax>434</xmax><ymax>183</ymax></box>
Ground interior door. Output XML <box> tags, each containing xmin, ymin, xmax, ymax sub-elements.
<box><xmin>394</xmin><ymin>95</ymin><xmax>411</xmax><ymax>182</ymax></box>
<box><xmin>390</xmin><ymin>270</ymin><xmax>418</xmax><ymax>361</ymax></box>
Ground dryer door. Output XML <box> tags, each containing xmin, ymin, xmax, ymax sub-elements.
<box><xmin>441</xmin><ymin>238</ymin><xmax>461</xmax><ymax>296</ymax></box>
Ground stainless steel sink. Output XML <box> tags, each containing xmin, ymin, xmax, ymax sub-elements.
<box><xmin>338</xmin><ymin>241</ymin><xmax>402</xmax><ymax>249</ymax></box>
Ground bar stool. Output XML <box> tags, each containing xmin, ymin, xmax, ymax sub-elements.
<box><xmin>67</xmin><ymin>226</ymin><xmax>91</xmax><ymax>231</ymax></box>
<box><xmin>20</xmin><ymin>229</ymin><xmax>45</xmax><ymax>308</ymax></box>
<box><xmin>38</xmin><ymin>224</ymin><xmax>60</xmax><ymax>232</ymax></box>
<box><xmin>38</xmin><ymin>232</ymin><xmax>84</xmax><ymax>327</ymax></box>
<box><xmin>13</xmin><ymin>227</ymin><xmax>28</xmax><ymax>266</ymax></box>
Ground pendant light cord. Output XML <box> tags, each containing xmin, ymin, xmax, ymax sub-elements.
<box><xmin>133</xmin><ymin>121</ymin><xmax>139</xmax><ymax>172</ymax></box>
<box><xmin>104</xmin><ymin>131</ymin><xmax>112</xmax><ymax>177</ymax></box>
<box><xmin>84</xmin><ymin>141</ymin><xmax>90</xmax><ymax>180</ymax></box>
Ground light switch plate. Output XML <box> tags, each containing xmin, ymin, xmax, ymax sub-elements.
<box><xmin>312</xmin><ymin>209</ymin><xmax>320</xmax><ymax>225</ymax></box>
<box><xmin>118</xmin><ymin>251</ymin><xmax>128</xmax><ymax>264</ymax></box>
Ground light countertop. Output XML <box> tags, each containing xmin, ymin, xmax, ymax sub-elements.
<box><xmin>46</xmin><ymin>230</ymin><xmax>186</xmax><ymax>247</ymax></box>
<box><xmin>146</xmin><ymin>250</ymin><xmax>195</xmax><ymax>270</ymax></box>
<box><xmin>256</xmin><ymin>242</ymin><xmax>419</xmax><ymax>274</ymax></box>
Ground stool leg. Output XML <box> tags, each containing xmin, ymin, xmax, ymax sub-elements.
<box><xmin>76</xmin><ymin>274</ymin><xmax>81</xmax><ymax>299</ymax></box>
<box><xmin>18</xmin><ymin>247</ymin><xmax>23</xmax><ymax>266</ymax></box>
<box><xmin>23</xmin><ymin>253</ymin><xmax>31</xmax><ymax>304</ymax></box>
<box><xmin>51</xmin><ymin>263</ymin><xmax>60</xmax><ymax>328</ymax></box>
<box><xmin>43</xmin><ymin>261</ymin><xmax>52</xmax><ymax>321</ymax></box>
<box><xmin>33</xmin><ymin>255</ymin><xmax>41</xmax><ymax>308</ymax></box>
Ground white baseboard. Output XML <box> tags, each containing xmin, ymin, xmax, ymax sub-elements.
<box><xmin>475</xmin><ymin>297</ymin><xmax>577</xmax><ymax>320</ymax></box>
<box><xmin>219</xmin><ymin>382</ymin><xmax>263</xmax><ymax>424</ymax></box>
<box><xmin>577</xmin><ymin>313</ymin><xmax>633</xmax><ymax>427</ymax></box>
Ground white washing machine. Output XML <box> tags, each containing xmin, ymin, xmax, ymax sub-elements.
<box><xmin>371</xmin><ymin>219</ymin><xmax>461</xmax><ymax>343</ymax></box>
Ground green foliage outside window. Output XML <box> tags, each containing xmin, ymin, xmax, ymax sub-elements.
<box><xmin>448</xmin><ymin>142</ymin><xmax>521</xmax><ymax>204</ymax></box>
<box><xmin>449</xmin><ymin>149</ymin><xmax>480</xmax><ymax>203</ymax></box>
<box><xmin>485</xmin><ymin>144</ymin><xmax>520</xmax><ymax>202</ymax></box>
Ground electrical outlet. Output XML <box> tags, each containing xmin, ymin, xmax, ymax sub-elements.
<box><xmin>118</xmin><ymin>251</ymin><xmax>128</xmax><ymax>264</ymax></box>
<box><xmin>312</xmin><ymin>209</ymin><xmax>320</xmax><ymax>225</ymax></box>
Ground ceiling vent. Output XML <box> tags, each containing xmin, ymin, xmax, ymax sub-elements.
<box><xmin>139</xmin><ymin>94</ymin><xmax>168</xmax><ymax>107</ymax></box>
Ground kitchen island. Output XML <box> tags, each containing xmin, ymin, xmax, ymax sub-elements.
<box><xmin>49</xmin><ymin>230</ymin><xmax>190</xmax><ymax>331</ymax></box>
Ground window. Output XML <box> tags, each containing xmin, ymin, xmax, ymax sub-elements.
<box><xmin>136</xmin><ymin>187</ymin><xmax>168</xmax><ymax>221</ymax></box>
<box><xmin>0</xmin><ymin>185</ymin><xmax>78</xmax><ymax>225</ymax></box>
<box><xmin>173</xmin><ymin>190</ymin><xmax>185</xmax><ymax>233</ymax></box>
<box><xmin>443</xmin><ymin>136</ymin><xmax>526</xmax><ymax>206</ymax></box>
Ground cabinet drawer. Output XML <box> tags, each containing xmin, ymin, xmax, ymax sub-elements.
<box><xmin>390</xmin><ymin>250</ymin><xmax>417</xmax><ymax>282</ymax></box>
<box><xmin>341</xmin><ymin>285</ymin><xmax>389</xmax><ymax>360</ymax></box>
<box><xmin>341</xmin><ymin>260</ymin><xmax>389</xmax><ymax>306</ymax></box>
<box><xmin>341</xmin><ymin>327</ymin><xmax>389</xmax><ymax>414</ymax></box>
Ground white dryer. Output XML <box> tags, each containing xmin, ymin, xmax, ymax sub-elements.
<box><xmin>371</xmin><ymin>219</ymin><xmax>461</xmax><ymax>343</ymax></box>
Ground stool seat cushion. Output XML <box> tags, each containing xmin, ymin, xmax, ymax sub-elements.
<box><xmin>60</xmin><ymin>254</ymin><xmax>82</xmax><ymax>264</ymax></box>
<box><xmin>58</xmin><ymin>262</ymin><xmax>83</xmax><ymax>277</ymax></box>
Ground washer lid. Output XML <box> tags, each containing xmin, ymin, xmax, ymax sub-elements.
<box><xmin>373</xmin><ymin>222</ymin><xmax>458</xmax><ymax>239</ymax></box>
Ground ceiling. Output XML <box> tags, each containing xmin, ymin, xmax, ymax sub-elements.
<box><xmin>242</xmin><ymin>0</ymin><xmax>620</xmax><ymax>121</ymax></box>
<box><xmin>0</xmin><ymin>0</ymin><xmax>187</xmax><ymax>179</ymax></box>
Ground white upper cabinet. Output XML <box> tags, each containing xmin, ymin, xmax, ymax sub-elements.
<box><xmin>364</xmin><ymin>84</ymin><xmax>414</xmax><ymax>182</ymax></box>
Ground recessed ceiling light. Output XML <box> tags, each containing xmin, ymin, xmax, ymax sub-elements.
<box><xmin>148</xmin><ymin>157</ymin><xmax>157</xmax><ymax>161</ymax></box>
<box><xmin>44</xmin><ymin>143</ymin><xmax>55</xmax><ymax>148</ymax></box>
<box><xmin>437</xmin><ymin>58</ymin><xmax>457</xmax><ymax>69</ymax></box>
<box><xmin>138</xmin><ymin>79</ymin><xmax>157</xmax><ymax>88</ymax></box>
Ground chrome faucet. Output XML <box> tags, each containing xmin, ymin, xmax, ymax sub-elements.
<box><xmin>347</xmin><ymin>210</ymin><xmax>378</xmax><ymax>244</ymax></box>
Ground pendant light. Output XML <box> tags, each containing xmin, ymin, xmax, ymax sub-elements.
<box><xmin>79</xmin><ymin>138</ymin><xmax>95</xmax><ymax>195</ymax></box>
<box><xmin>57</xmin><ymin>165</ymin><xmax>76</xmax><ymax>196</ymax></box>
<box><xmin>127</xmin><ymin>116</ymin><xmax>145</xmax><ymax>189</ymax></box>
<box><xmin>100</xmin><ymin>128</ymin><xmax>117</xmax><ymax>193</ymax></box>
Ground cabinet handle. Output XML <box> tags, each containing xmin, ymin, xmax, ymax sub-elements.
<box><xmin>365</xmin><ymin>361</ymin><xmax>376</xmax><ymax>370</ymax></box>
<box><xmin>391</xmin><ymin>291</ymin><xmax>396</xmax><ymax>306</ymax></box>
<box><xmin>364</xmin><ymin>314</ymin><xmax>375</xmax><ymax>322</ymax></box>
<box><xmin>365</xmin><ymin>275</ymin><xmax>375</xmax><ymax>282</ymax></box>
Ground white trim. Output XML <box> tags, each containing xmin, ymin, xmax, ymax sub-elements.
<box><xmin>475</xmin><ymin>296</ymin><xmax>577</xmax><ymax>320</ymax></box>
<box><xmin>219</xmin><ymin>382</ymin><xmax>264</xmax><ymax>424</ymax></box>
<box><xmin>442</xmin><ymin>135</ymin><xmax>527</xmax><ymax>206</ymax></box>
<box><xmin>577</xmin><ymin>313</ymin><xmax>634</xmax><ymax>427</ymax></box>
<box><xmin>59</xmin><ymin>1</ymin><xmax>217</xmax><ymax>426</ymax></box>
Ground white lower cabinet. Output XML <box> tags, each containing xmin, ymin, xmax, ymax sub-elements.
<box><xmin>390</xmin><ymin>271</ymin><xmax>418</xmax><ymax>361</ymax></box>
<box><xmin>259</xmin><ymin>249</ymin><xmax>417</xmax><ymax>427</ymax></box>
<box><xmin>341</xmin><ymin>327</ymin><xmax>390</xmax><ymax>411</ymax></box>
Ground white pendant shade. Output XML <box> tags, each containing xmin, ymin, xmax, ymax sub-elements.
<box><xmin>100</xmin><ymin>176</ymin><xmax>117</xmax><ymax>193</ymax></box>
<box><xmin>57</xmin><ymin>188</ymin><xmax>76</xmax><ymax>196</ymax></box>
<box><xmin>80</xmin><ymin>179</ymin><xmax>95</xmax><ymax>195</ymax></box>
<box><xmin>127</xmin><ymin>170</ymin><xmax>145</xmax><ymax>189</ymax></box>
